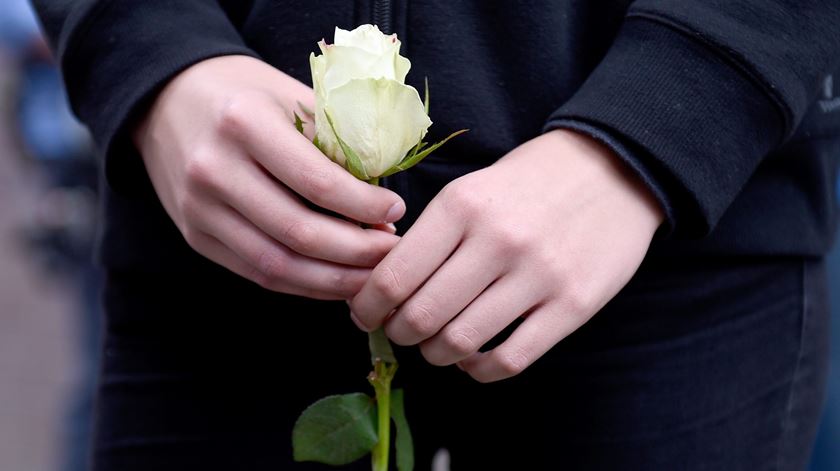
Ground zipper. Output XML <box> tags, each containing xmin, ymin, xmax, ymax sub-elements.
<box><xmin>373</xmin><ymin>0</ymin><xmax>393</xmax><ymax>34</ymax></box>
<box><xmin>369</xmin><ymin>0</ymin><xmax>409</xmax><ymax>222</ymax></box>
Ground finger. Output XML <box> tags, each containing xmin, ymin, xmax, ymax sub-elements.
<box><xmin>370</xmin><ymin>223</ymin><xmax>397</xmax><ymax>234</ymax></box>
<box><xmin>194</xmin><ymin>202</ymin><xmax>371</xmax><ymax>299</ymax></box>
<box><xmin>458</xmin><ymin>302</ymin><xmax>574</xmax><ymax>383</ymax></box>
<box><xmin>223</xmin><ymin>100</ymin><xmax>406</xmax><ymax>224</ymax></box>
<box><xmin>221</xmin><ymin>159</ymin><xmax>400</xmax><ymax>267</ymax></box>
<box><xmin>384</xmin><ymin>239</ymin><xmax>503</xmax><ymax>346</ymax></box>
<box><xmin>349</xmin><ymin>200</ymin><xmax>464</xmax><ymax>331</ymax></box>
<box><xmin>187</xmin><ymin>230</ymin><xmax>344</xmax><ymax>300</ymax></box>
<box><xmin>418</xmin><ymin>275</ymin><xmax>542</xmax><ymax>366</ymax></box>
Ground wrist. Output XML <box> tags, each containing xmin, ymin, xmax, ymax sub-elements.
<box><xmin>550</xmin><ymin>128</ymin><xmax>666</xmax><ymax>229</ymax></box>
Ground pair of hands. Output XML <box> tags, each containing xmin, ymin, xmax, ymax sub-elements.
<box><xmin>136</xmin><ymin>55</ymin><xmax>663</xmax><ymax>382</ymax></box>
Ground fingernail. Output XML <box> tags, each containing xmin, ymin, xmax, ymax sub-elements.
<box><xmin>385</xmin><ymin>223</ymin><xmax>397</xmax><ymax>233</ymax></box>
<box><xmin>384</xmin><ymin>201</ymin><xmax>405</xmax><ymax>223</ymax></box>
<box><xmin>350</xmin><ymin>311</ymin><xmax>371</xmax><ymax>332</ymax></box>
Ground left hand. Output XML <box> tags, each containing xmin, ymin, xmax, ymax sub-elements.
<box><xmin>349</xmin><ymin>129</ymin><xmax>664</xmax><ymax>382</ymax></box>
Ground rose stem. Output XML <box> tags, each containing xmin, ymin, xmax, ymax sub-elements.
<box><xmin>369</xmin><ymin>358</ymin><xmax>396</xmax><ymax>471</ymax></box>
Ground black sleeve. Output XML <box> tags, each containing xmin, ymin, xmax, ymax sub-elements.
<box><xmin>544</xmin><ymin>1</ymin><xmax>840</xmax><ymax>236</ymax></box>
<box><xmin>30</xmin><ymin>0</ymin><xmax>258</xmax><ymax>191</ymax></box>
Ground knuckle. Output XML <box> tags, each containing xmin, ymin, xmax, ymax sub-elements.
<box><xmin>177</xmin><ymin>192</ymin><xmax>202</xmax><ymax>223</ymax></box>
<box><xmin>402</xmin><ymin>302</ymin><xmax>437</xmax><ymax>337</ymax></box>
<box><xmin>248</xmin><ymin>267</ymin><xmax>272</xmax><ymax>290</ymax></box>
<box><xmin>371</xmin><ymin>264</ymin><xmax>405</xmax><ymax>303</ymax></box>
<box><xmin>298</xmin><ymin>166</ymin><xmax>336</xmax><ymax>200</ymax></box>
<box><xmin>216</xmin><ymin>94</ymin><xmax>254</xmax><ymax>137</ymax></box>
<box><xmin>328</xmin><ymin>269</ymin><xmax>363</xmax><ymax>297</ymax></box>
<box><xmin>442</xmin><ymin>327</ymin><xmax>479</xmax><ymax>357</ymax></box>
<box><xmin>491</xmin><ymin>226</ymin><xmax>533</xmax><ymax>255</ymax></box>
<box><xmin>249</xmin><ymin>272</ymin><xmax>276</xmax><ymax>290</ymax></box>
<box><xmin>418</xmin><ymin>342</ymin><xmax>447</xmax><ymax>366</ymax></box>
<box><xmin>282</xmin><ymin>221</ymin><xmax>319</xmax><ymax>254</ymax></box>
<box><xmin>564</xmin><ymin>283</ymin><xmax>596</xmax><ymax>316</ymax></box>
<box><xmin>496</xmin><ymin>348</ymin><xmax>529</xmax><ymax>377</ymax></box>
<box><xmin>442</xmin><ymin>180</ymin><xmax>484</xmax><ymax>217</ymax></box>
<box><xmin>180</xmin><ymin>225</ymin><xmax>202</xmax><ymax>250</ymax></box>
<box><xmin>183</xmin><ymin>150</ymin><xmax>218</xmax><ymax>191</ymax></box>
<box><xmin>536</xmin><ymin>254</ymin><xmax>567</xmax><ymax>288</ymax></box>
<box><xmin>254</xmin><ymin>249</ymin><xmax>288</xmax><ymax>281</ymax></box>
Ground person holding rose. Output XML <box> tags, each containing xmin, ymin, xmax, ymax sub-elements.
<box><xmin>31</xmin><ymin>1</ymin><xmax>840</xmax><ymax>470</ymax></box>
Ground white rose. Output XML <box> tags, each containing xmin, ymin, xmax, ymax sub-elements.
<box><xmin>310</xmin><ymin>24</ymin><xmax>432</xmax><ymax>179</ymax></box>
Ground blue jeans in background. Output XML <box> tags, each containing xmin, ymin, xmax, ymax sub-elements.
<box><xmin>809</xmin><ymin>176</ymin><xmax>840</xmax><ymax>471</ymax></box>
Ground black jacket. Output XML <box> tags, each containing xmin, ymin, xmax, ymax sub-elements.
<box><xmin>33</xmin><ymin>0</ymin><xmax>840</xmax><ymax>271</ymax></box>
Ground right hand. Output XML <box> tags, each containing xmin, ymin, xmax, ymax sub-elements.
<box><xmin>134</xmin><ymin>55</ymin><xmax>405</xmax><ymax>300</ymax></box>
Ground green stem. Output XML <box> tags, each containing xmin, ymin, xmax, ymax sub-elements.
<box><xmin>369</xmin><ymin>359</ymin><xmax>396</xmax><ymax>471</ymax></box>
<box><xmin>365</xmin><ymin>179</ymin><xmax>393</xmax><ymax>471</ymax></box>
<box><xmin>373</xmin><ymin>389</ymin><xmax>390</xmax><ymax>471</ymax></box>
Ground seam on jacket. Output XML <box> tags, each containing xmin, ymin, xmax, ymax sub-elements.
<box><xmin>58</xmin><ymin>0</ymin><xmax>117</xmax><ymax>66</ymax></box>
<box><xmin>774</xmin><ymin>259</ymin><xmax>807</xmax><ymax>470</ymax></box>
<box><xmin>625</xmin><ymin>9</ymin><xmax>793</xmax><ymax>143</ymax></box>
<box><xmin>785</xmin><ymin>133</ymin><xmax>840</xmax><ymax>146</ymax></box>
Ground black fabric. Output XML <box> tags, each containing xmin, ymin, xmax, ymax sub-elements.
<box><xmin>29</xmin><ymin>0</ymin><xmax>840</xmax><ymax>267</ymax></box>
<box><xmin>94</xmin><ymin>256</ymin><xmax>829</xmax><ymax>470</ymax></box>
<box><xmin>31</xmin><ymin>0</ymin><xmax>260</xmax><ymax>197</ymax></box>
<box><xmin>27</xmin><ymin>1</ymin><xmax>840</xmax><ymax>468</ymax></box>
<box><xmin>546</xmin><ymin>19</ymin><xmax>787</xmax><ymax>235</ymax></box>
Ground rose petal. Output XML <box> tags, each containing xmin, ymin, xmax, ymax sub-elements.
<box><xmin>325</xmin><ymin>78</ymin><xmax>431</xmax><ymax>177</ymax></box>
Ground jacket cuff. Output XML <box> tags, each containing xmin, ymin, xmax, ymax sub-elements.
<box><xmin>58</xmin><ymin>1</ymin><xmax>258</xmax><ymax>193</ymax></box>
<box><xmin>544</xmin><ymin>16</ymin><xmax>785</xmax><ymax>236</ymax></box>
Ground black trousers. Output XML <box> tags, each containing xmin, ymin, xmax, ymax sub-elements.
<box><xmin>92</xmin><ymin>255</ymin><xmax>829</xmax><ymax>470</ymax></box>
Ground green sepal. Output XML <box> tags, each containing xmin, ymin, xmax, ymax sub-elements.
<box><xmin>368</xmin><ymin>327</ymin><xmax>396</xmax><ymax>365</ymax></box>
<box><xmin>380</xmin><ymin>129</ymin><xmax>468</xmax><ymax>178</ymax></box>
<box><xmin>391</xmin><ymin>389</ymin><xmax>414</xmax><ymax>471</ymax></box>
<box><xmin>404</xmin><ymin>139</ymin><xmax>425</xmax><ymax>167</ymax></box>
<box><xmin>296</xmin><ymin>100</ymin><xmax>316</xmax><ymax>118</ymax></box>
<box><xmin>325</xmin><ymin>111</ymin><xmax>369</xmax><ymax>180</ymax></box>
<box><xmin>292</xmin><ymin>393</ymin><xmax>379</xmax><ymax>465</ymax></box>
<box><xmin>293</xmin><ymin>111</ymin><xmax>306</xmax><ymax>135</ymax></box>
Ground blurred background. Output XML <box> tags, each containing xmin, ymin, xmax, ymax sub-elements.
<box><xmin>0</xmin><ymin>2</ymin><xmax>838</xmax><ymax>470</ymax></box>
<box><xmin>1</xmin><ymin>1</ymin><xmax>100</xmax><ymax>470</ymax></box>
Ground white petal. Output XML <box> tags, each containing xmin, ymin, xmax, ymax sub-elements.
<box><xmin>312</xmin><ymin>54</ymin><xmax>341</xmax><ymax>164</ymax></box>
<box><xmin>314</xmin><ymin>104</ymin><xmax>342</xmax><ymax>166</ymax></box>
<box><xmin>320</xmin><ymin>44</ymin><xmax>411</xmax><ymax>90</ymax></box>
<box><xmin>309</xmin><ymin>52</ymin><xmax>326</xmax><ymax>98</ymax></box>
<box><xmin>325</xmin><ymin>78</ymin><xmax>432</xmax><ymax>177</ymax></box>
<box><xmin>394</xmin><ymin>55</ymin><xmax>410</xmax><ymax>84</ymax></box>
<box><xmin>334</xmin><ymin>24</ymin><xmax>401</xmax><ymax>56</ymax></box>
